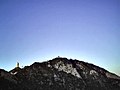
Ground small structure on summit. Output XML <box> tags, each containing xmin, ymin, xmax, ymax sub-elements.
<box><xmin>58</xmin><ymin>56</ymin><xmax>60</xmax><ymax>58</ymax></box>
<box><xmin>16</xmin><ymin>62</ymin><xmax>19</xmax><ymax>68</ymax></box>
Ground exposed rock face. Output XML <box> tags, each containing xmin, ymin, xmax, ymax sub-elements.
<box><xmin>0</xmin><ymin>57</ymin><xmax>120</xmax><ymax>90</ymax></box>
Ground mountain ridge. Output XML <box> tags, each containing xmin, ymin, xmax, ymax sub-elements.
<box><xmin>0</xmin><ymin>57</ymin><xmax>120</xmax><ymax>90</ymax></box>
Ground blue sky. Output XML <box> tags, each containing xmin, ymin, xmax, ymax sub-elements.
<box><xmin>0</xmin><ymin>0</ymin><xmax>120</xmax><ymax>75</ymax></box>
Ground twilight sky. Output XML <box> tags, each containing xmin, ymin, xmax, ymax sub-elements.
<box><xmin>0</xmin><ymin>0</ymin><xmax>120</xmax><ymax>75</ymax></box>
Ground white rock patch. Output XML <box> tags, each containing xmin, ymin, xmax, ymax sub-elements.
<box><xmin>106</xmin><ymin>72</ymin><xmax>120</xmax><ymax>80</ymax></box>
<box><xmin>90</xmin><ymin>70</ymin><xmax>98</xmax><ymax>76</ymax></box>
<box><xmin>47</xmin><ymin>62</ymin><xmax>52</xmax><ymax>68</ymax></box>
<box><xmin>48</xmin><ymin>64</ymin><xmax>51</xmax><ymax>67</ymax></box>
<box><xmin>10</xmin><ymin>72</ymin><xmax>18</xmax><ymax>75</ymax></box>
<box><xmin>54</xmin><ymin>61</ymin><xmax>81</xmax><ymax>78</ymax></box>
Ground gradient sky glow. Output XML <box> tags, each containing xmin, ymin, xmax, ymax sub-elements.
<box><xmin>0</xmin><ymin>0</ymin><xmax>120</xmax><ymax>75</ymax></box>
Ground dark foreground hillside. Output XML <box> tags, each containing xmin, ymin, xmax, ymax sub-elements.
<box><xmin>0</xmin><ymin>57</ymin><xmax>120</xmax><ymax>90</ymax></box>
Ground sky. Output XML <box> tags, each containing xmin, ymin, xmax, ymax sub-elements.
<box><xmin>0</xmin><ymin>0</ymin><xmax>120</xmax><ymax>75</ymax></box>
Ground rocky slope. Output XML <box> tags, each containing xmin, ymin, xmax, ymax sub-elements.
<box><xmin>0</xmin><ymin>57</ymin><xmax>120</xmax><ymax>90</ymax></box>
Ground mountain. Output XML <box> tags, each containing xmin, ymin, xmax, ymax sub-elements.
<box><xmin>0</xmin><ymin>57</ymin><xmax>120</xmax><ymax>90</ymax></box>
